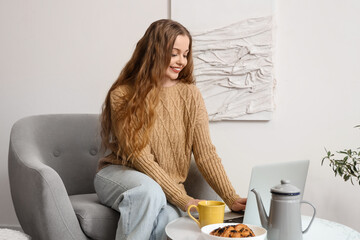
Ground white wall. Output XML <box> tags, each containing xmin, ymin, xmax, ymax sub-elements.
<box><xmin>1</xmin><ymin>0</ymin><xmax>359</xmax><ymax>232</ymax></box>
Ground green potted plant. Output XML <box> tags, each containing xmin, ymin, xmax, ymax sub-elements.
<box><xmin>321</xmin><ymin>125</ymin><xmax>360</xmax><ymax>185</ymax></box>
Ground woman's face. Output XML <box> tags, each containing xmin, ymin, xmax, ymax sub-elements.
<box><xmin>163</xmin><ymin>34</ymin><xmax>190</xmax><ymax>87</ymax></box>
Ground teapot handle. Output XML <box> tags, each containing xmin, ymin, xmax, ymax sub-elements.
<box><xmin>301</xmin><ymin>201</ymin><xmax>316</xmax><ymax>233</ymax></box>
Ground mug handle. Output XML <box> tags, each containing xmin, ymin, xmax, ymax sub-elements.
<box><xmin>187</xmin><ymin>204</ymin><xmax>200</xmax><ymax>227</ymax></box>
<box><xmin>301</xmin><ymin>201</ymin><xmax>316</xmax><ymax>233</ymax></box>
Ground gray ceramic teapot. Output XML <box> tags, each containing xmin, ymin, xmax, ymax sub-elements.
<box><xmin>251</xmin><ymin>180</ymin><xmax>316</xmax><ymax>240</ymax></box>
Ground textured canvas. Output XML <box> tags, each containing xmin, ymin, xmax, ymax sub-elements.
<box><xmin>171</xmin><ymin>0</ymin><xmax>275</xmax><ymax>121</ymax></box>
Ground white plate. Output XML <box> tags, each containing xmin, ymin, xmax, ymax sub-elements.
<box><xmin>201</xmin><ymin>223</ymin><xmax>267</xmax><ymax>240</ymax></box>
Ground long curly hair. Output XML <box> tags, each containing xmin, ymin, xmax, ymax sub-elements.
<box><xmin>100</xmin><ymin>19</ymin><xmax>195</xmax><ymax>161</ymax></box>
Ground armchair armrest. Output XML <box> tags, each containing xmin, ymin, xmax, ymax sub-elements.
<box><xmin>8</xmin><ymin>140</ymin><xmax>88</xmax><ymax>240</ymax></box>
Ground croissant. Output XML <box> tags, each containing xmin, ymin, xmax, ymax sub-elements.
<box><xmin>210</xmin><ymin>224</ymin><xmax>255</xmax><ymax>238</ymax></box>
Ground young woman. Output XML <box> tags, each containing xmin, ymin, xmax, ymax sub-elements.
<box><xmin>94</xmin><ymin>19</ymin><xmax>246</xmax><ymax>240</ymax></box>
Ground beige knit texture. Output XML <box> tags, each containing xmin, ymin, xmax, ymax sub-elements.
<box><xmin>98</xmin><ymin>82</ymin><xmax>240</xmax><ymax>211</ymax></box>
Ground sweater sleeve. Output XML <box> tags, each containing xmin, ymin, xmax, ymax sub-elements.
<box><xmin>110</xmin><ymin>87</ymin><xmax>193</xmax><ymax>211</ymax></box>
<box><xmin>192</xmin><ymin>88</ymin><xmax>240</xmax><ymax>209</ymax></box>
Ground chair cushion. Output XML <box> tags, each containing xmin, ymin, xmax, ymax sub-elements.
<box><xmin>70</xmin><ymin>193</ymin><xmax>119</xmax><ymax>240</ymax></box>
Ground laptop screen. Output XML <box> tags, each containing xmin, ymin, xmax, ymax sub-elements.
<box><xmin>243</xmin><ymin>160</ymin><xmax>309</xmax><ymax>226</ymax></box>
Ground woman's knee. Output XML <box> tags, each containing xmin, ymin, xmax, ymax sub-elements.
<box><xmin>136</xmin><ymin>180</ymin><xmax>167</xmax><ymax>207</ymax></box>
<box><xmin>94</xmin><ymin>165</ymin><xmax>167</xmax><ymax>209</ymax></box>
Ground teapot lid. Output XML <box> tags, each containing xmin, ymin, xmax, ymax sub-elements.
<box><xmin>271</xmin><ymin>180</ymin><xmax>300</xmax><ymax>196</ymax></box>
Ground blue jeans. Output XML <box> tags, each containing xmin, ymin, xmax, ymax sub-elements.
<box><xmin>94</xmin><ymin>165</ymin><xmax>183</xmax><ymax>240</ymax></box>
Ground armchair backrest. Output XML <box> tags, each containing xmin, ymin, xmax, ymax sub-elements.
<box><xmin>10</xmin><ymin>114</ymin><xmax>102</xmax><ymax>195</ymax></box>
<box><xmin>10</xmin><ymin>113</ymin><xmax>219</xmax><ymax>200</ymax></box>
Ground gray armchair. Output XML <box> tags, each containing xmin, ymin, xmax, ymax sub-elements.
<box><xmin>8</xmin><ymin>114</ymin><xmax>219</xmax><ymax>240</ymax></box>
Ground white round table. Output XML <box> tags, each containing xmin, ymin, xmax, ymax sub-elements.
<box><xmin>166</xmin><ymin>215</ymin><xmax>360</xmax><ymax>240</ymax></box>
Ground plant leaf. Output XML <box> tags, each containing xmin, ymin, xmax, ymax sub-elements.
<box><xmin>327</xmin><ymin>151</ymin><xmax>332</xmax><ymax>157</ymax></box>
<box><xmin>338</xmin><ymin>167</ymin><xmax>344</xmax><ymax>176</ymax></box>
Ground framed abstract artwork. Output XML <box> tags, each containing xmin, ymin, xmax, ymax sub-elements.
<box><xmin>171</xmin><ymin>0</ymin><xmax>276</xmax><ymax>121</ymax></box>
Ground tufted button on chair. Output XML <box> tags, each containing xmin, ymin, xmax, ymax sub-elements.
<box><xmin>8</xmin><ymin>114</ymin><xmax>220</xmax><ymax>240</ymax></box>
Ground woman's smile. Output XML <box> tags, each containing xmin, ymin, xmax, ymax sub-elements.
<box><xmin>170</xmin><ymin>66</ymin><xmax>182</xmax><ymax>73</ymax></box>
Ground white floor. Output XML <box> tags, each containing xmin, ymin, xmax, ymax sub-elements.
<box><xmin>0</xmin><ymin>228</ymin><xmax>30</xmax><ymax>240</ymax></box>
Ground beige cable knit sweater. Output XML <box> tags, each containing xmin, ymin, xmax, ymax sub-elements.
<box><xmin>98</xmin><ymin>82</ymin><xmax>240</xmax><ymax>211</ymax></box>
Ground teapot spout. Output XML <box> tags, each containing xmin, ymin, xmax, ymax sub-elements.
<box><xmin>251</xmin><ymin>188</ymin><xmax>269</xmax><ymax>229</ymax></box>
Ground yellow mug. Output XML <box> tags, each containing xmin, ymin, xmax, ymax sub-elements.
<box><xmin>187</xmin><ymin>200</ymin><xmax>225</xmax><ymax>228</ymax></box>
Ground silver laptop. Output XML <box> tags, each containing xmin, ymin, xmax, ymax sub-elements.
<box><xmin>225</xmin><ymin>160</ymin><xmax>309</xmax><ymax>226</ymax></box>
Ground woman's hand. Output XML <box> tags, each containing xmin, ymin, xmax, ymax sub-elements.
<box><xmin>185</xmin><ymin>199</ymin><xmax>204</xmax><ymax>212</ymax></box>
<box><xmin>231</xmin><ymin>197</ymin><xmax>247</xmax><ymax>212</ymax></box>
